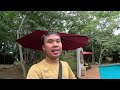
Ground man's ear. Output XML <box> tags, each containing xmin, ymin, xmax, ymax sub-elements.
<box><xmin>42</xmin><ymin>45</ymin><xmax>45</xmax><ymax>51</ymax></box>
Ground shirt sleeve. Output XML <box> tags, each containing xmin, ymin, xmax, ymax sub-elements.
<box><xmin>26</xmin><ymin>64</ymin><xmax>42</xmax><ymax>79</ymax></box>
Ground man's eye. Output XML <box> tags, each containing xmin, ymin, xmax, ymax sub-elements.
<box><xmin>48</xmin><ymin>40</ymin><xmax>53</xmax><ymax>43</ymax></box>
<box><xmin>57</xmin><ymin>40</ymin><xmax>61</xmax><ymax>43</ymax></box>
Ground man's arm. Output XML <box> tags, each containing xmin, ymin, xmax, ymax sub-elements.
<box><xmin>26</xmin><ymin>65</ymin><xmax>42</xmax><ymax>79</ymax></box>
<box><xmin>68</xmin><ymin>64</ymin><xmax>77</xmax><ymax>79</ymax></box>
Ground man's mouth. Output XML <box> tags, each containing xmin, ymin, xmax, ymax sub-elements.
<box><xmin>51</xmin><ymin>49</ymin><xmax>60</xmax><ymax>55</ymax></box>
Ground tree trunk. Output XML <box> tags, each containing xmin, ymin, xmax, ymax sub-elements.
<box><xmin>98</xmin><ymin>46</ymin><xmax>103</xmax><ymax>65</ymax></box>
<box><xmin>26</xmin><ymin>49</ymin><xmax>29</xmax><ymax>64</ymax></box>
<box><xmin>99</xmin><ymin>52</ymin><xmax>102</xmax><ymax>65</ymax></box>
<box><xmin>24</xmin><ymin>50</ymin><xmax>27</xmax><ymax>64</ymax></box>
<box><xmin>18</xmin><ymin>44</ymin><xmax>26</xmax><ymax>78</ymax></box>
<box><xmin>91</xmin><ymin>41</ymin><xmax>95</xmax><ymax>64</ymax></box>
<box><xmin>17</xmin><ymin>15</ymin><xmax>26</xmax><ymax>78</ymax></box>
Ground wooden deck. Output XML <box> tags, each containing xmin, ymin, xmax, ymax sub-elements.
<box><xmin>80</xmin><ymin>65</ymin><xmax>101</xmax><ymax>79</ymax></box>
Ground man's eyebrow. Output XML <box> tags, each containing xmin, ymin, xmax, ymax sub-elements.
<box><xmin>47</xmin><ymin>38</ymin><xmax>61</xmax><ymax>41</ymax></box>
<box><xmin>56</xmin><ymin>38</ymin><xmax>61</xmax><ymax>40</ymax></box>
<box><xmin>47</xmin><ymin>39</ymin><xmax>54</xmax><ymax>41</ymax></box>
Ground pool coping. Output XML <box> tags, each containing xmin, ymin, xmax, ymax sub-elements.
<box><xmin>98</xmin><ymin>63</ymin><xmax>120</xmax><ymax>66</ymax></box>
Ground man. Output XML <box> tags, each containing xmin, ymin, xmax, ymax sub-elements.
<box><xmin>26</xmin><ymin>31</ymin><xmax>76</xmax><ymax>79</ymax></box>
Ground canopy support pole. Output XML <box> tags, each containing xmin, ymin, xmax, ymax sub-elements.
<box><xmin>76</xmin><ymin>48</ymin><xmax>81</xmax><ymax>78</ymax></box>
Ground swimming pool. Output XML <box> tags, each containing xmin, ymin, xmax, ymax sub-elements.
<box><xmin>99</xmin><ymin>64</ymin><xmax>120</xmax><ymax>79</ymax></box>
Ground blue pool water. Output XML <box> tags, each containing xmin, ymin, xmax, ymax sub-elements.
<box><xmin>99</xmin><ymin>64</ymin><xmax>120</xmax><ymax>79</ymax></box>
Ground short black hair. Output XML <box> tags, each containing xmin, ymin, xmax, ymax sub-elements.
<box><xmin>41</xmin><ymin>31</ymin><xmax>61</xmax><ymax>45</ymax></box>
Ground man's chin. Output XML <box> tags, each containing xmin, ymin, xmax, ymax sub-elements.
<box><xmin>51</xmin><ymin>55</ymin><xmax>60</xmax><ymax>59</ymax></box>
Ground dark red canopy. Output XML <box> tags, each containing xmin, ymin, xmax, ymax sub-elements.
<box><xmin>16</xmin><ymin>30</ymin><xmax>89</xmax><ymax>50</ymax></box>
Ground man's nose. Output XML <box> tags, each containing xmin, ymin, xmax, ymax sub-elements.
<box><xmin>53</xmin><ymin>41</ymin><xmax>58</xmax><ymax>47</ymax></box>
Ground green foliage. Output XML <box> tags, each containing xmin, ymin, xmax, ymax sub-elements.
<box><xmin>61</xmin><ymin>50</ymin><xmax>77</xmax><ymax>72</ymax></box>
<box><xmin>1</xmin><ymin>11</ymin><xmax>120</xmax><ymax>64</ymax></box>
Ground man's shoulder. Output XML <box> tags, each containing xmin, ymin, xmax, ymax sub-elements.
<box><xmin>35</xmin><ymin>59</ymin><xmax>46</xmax><ymax>65</ymax></box>
<box><xmin>61</xmin><ymin>61</ymin><xmax>68</xmax><ymax>65</ymax></box>
<box><xmin>31</xmin><ymin>59</ymin><xmax>44</xmax><ymax>67</ymax></box>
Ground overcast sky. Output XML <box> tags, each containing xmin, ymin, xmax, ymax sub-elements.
<box><xmin>114</xmin><ymin>30</ymin><xmax>120</xmax><ymax>35</ymax></box>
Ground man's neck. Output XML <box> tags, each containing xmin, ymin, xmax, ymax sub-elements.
<box><xmin>45</xmin><ymin>57</ymin><xmax>59</xmax><ymax>64</ymax></box>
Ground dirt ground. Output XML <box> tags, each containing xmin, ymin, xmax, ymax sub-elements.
<box><xmin>0</xmin><ymin>64</ymin><xmax>29</xmax><ymax>79</ymax></box>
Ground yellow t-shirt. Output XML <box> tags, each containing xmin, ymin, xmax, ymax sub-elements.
<box><xmin>26</xmin><ymin>59</ymin><xmax>76</xmax><ymax>79</ymax></box>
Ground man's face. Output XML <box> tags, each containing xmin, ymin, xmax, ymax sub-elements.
<box><xmin>42</xmin><ymin>34</ymin><xmax>62</xmax><ymax>59</ymax></box>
